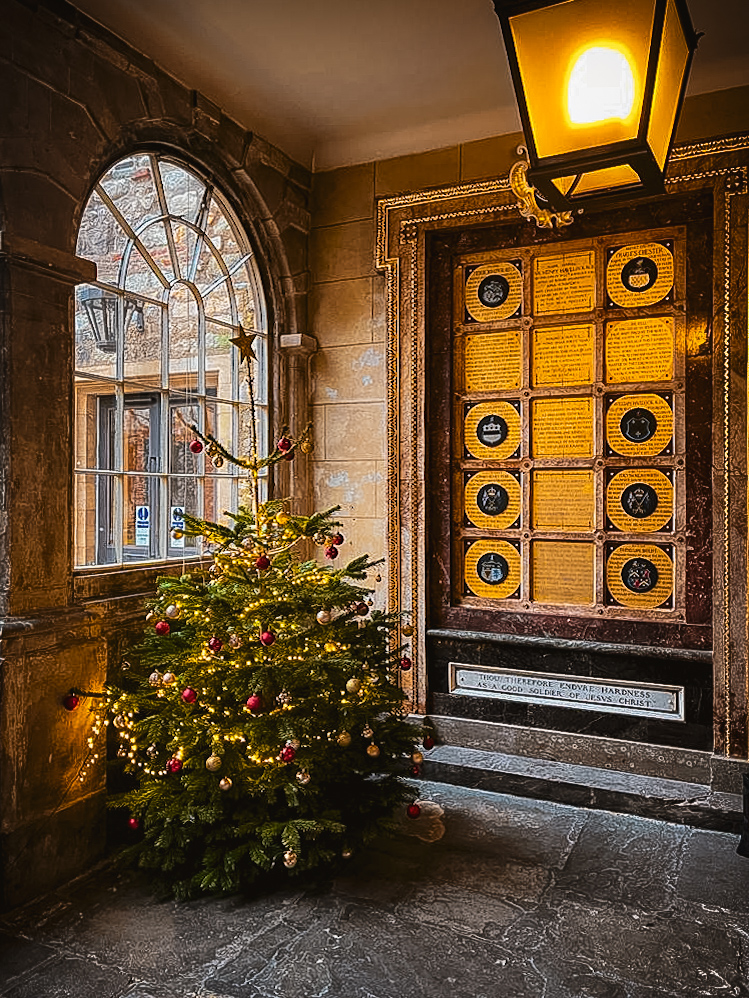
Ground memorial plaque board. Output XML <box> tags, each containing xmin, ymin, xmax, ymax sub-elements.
<box><xmin>532</xmin><ymin>323</ymin><xmax>595</xmax><ymax>387</ymax></box>
<box><xmin>533</xmin><ymin>251</ymin><xmax>595</xmax><ymax>315</ymax></box>
<box><xmin>531</xmin><ymin>541</ymin><xmax>595</xmax><ymax>605</ymax></box>
<box><xmin>465</xmin><ymin>539</ymin><xmax>521</xmax><ymax>599</ymax></box>
<box><xmin>448</xmin><ymin>663</ymin><xmax>685</xmax><ymax>721</ymax></box>
<box><xmin>607</xmin><ymin>542</ymin><xmax>674</xmax><ymax>608</ymax></box>
<box><xmin>606</xmin><ymin>393</ymin><xmax>673</xmax><ymax>457</ymax></box>
<box><xmin>464</xmin><ymin>400</ymin><xmax>521</xmax><ymax>460</ymax></box>
<box><xmin>465</xmin><ymin>262</ymin><xmax>523</xmax><ymax>322</ymax></box>
<box><xmin>463</xmin><ymin>329</ymin><xmax>522</xmax><ymax>391</ymax></box>
<box><xmin>464</xmin><ymin>470</ymin><xmax>521</xmax><ymax>530</ymax></box>
<box><xmin>607</xmin><ymin>469</ymin><xmax>673</xmax><ymax>533</ymax></box>
<box><xmin>607</xmin><ymin>242</ymin><xmax>674</xmax><ymax>307</ymax></box>
<box><xmin>532</xmin><ymin>470</ymin><xmax>595</xmax><ymax>531</ymax></box>
<box><xmin>532</xmin><ymin>397</ymin><xmax>594</xmax><ymax>458</ymax></box>
<box><xmin>605</xmin><ymin>317</ymin><xmax>675</xmax><ymax>384</ymax></box>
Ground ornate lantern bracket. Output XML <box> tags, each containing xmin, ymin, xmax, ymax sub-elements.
<box><xmin>509</xmin><ymin>149</ymin><xmax>575</xmax><ymax>230</ymax></box>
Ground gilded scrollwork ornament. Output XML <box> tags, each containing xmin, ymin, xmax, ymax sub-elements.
<box><xmin>509</xmin><ymin>149</ymin><xmax>574</xmax><ymax>230</ymax></box>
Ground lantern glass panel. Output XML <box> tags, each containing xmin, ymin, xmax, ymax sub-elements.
<box><xmin>509</xmin><ymin>0</ymin><xmax>657</xmax><ymax>159</ymax></box>
<box><xmin>647</xmin><ymin>0</ymin><xmax>691</xmax><ymax>169</ymax></box>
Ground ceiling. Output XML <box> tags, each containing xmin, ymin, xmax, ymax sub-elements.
<box><xmin>72</xmin><ymin>0</ymin><xmax>749</xmax><ymax>171</ymax></box>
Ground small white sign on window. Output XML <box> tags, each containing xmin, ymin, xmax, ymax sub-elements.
<box><xmin>135</xmin><ymin>505</ymin><xmax>150</xmax><ymax>546</ymax></box>
<box><xmin>171</xmin><ymin>506</ymin><xmax>185</xmax><ymax>548</ymax></box>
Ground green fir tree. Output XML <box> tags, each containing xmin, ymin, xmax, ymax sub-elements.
<box><xmin>83</xmin><ymin>341</ymin><xmax>424</xmax><ymax>899</ymax></box>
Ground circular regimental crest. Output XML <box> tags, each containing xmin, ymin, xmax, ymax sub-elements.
<box><xmin>606</xmin><ymin>543</ymin><xmax>674</xmax><ymax>609</ymax></box>
<box><xmin>606</xmin><ymin>242</ymin><xmax>674</xmax><ymax>307</ymax></box>
<box><xmin>465</xmin><ymin>471</ymin><xmax>521</xmax><ymax>530</ymax></box>
<box><xmin>606</xmin><ymin>394</ymin><xmax>673</xmax><ymax>457</ymax></box>
<box><xmin>464</xmin><ymin>400</ymin><xmax>521</xmax><ymax>460</ymax></box>
<box><xmin>465</xmin><ymin>262</ymin><xmax>522</xmax><ymax>323</ymax></box>
<box><xmin>465</xmin><ymin>539</ymin><xmax>521</xmax><ymax>599</ymax></box>
<box><xmin>607</xmin><ymin>469</ymin><xmax>673</xmax><ymax>533</ymax></box>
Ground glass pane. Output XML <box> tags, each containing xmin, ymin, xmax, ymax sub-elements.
<box><xmin>99</xmin><ymin>154</ymin><xmax>162</xmax><ymax>232</ymax></box>
<box><xmin>168</xmin><ymin>283</ymin><xmax>199</xmax><ymax>393</ymax></box>
<box><xmin>139</xmin><ymin>220</ymin><xmax>175</xmax><ymax>283</ymax></box>
<box><xmin>124</xmin><ymin>402</ymin><xmax>157</xmax><ymax>473</ymax></box>
<box><xmin>74</xmin><ymin>472</ymin><xmax>118</xmax><ymax>567</ymax></box>
<box><xmin>232</xmin><ymin>263</ymin><xmax>259</xmax><ymax>330</ymax></box>
<box><xmin>204</xmin><ymin>475</ymin><xmax>236</xmax><ymax>529</ymax></box>
<box><xmin>74</xmin><ymin>378</ymin><xmax>112</xmax><ymax>470</ymax></box>
<box><xmin>124</xmin><ymin>245</ymin><xmax>165</xmax><ymax>299</ymax></box>
<box><xmin>171</xmin><ymin>220</ymin><xmax>200</xmax><ymax>282</ymax></box>
<box><xmin>205</xmin><ymin>401</ymin><xmax>235</xmax><ymax>473</ymax></box>
<box><xmin>168</xmin><ymin>479</ymin><xmax>201</xmax><ymax>558</ymax></box>
<box><xmin>206</xmin><ymin>197</ymin><xmax>244</xmax><ymax>270</ymax></box>
<box><xmin>194</xmin><ymin>238</ymin><xmax>225</xmax><ymax>294</ymax></box>
<box><xmin>252</xmin><ymin>335</ymin><xmax>268</xmax><ymax>405</ymax></box>
<box><xmin>123</xmin><ymin>474</ymin><xmax>159</xmax><ymax>559</ymax></box>
<box><xmin>124</xmin><ymin>302</ymin><xmax>162</xmax><ymax>387</ymax></box>
<box><xmin>170</xmin><ymin>401</ymin><xmax>202</xmax><ymax>475</ymax></box>
<box><xmin>203</xmin><ymin>281</ymin><xmax>233</xmax><ymax>324</ymax></box>
<box><xmin>252</xmin><ymin>403</ymin><xmax>268</xmax><ymax>460</ymax></box>
<box><xmin>159</xmin><ymin>160</ymin><xmax>206</xmax><ymax>224</ymax></box>
<box><xmin>205</xmin><ymin>321</ymin><xmax>234</xmax><ymax>401</ymax></box>
<box><xmin>76</xmin><ymin>189</ymin><xmax>128</xmax><ymax>285</ymax></box>
<box><xmin>74</xmin><ymin>285</ymin><xmax>117</xmax><ymax>379</ymax></box>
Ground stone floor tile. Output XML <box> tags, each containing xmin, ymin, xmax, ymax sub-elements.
<box><xmin>0</xmin><ymin>954</ymin><xmax>133</xmax><ymax>998</ymax></box>
<box><xmin>675</xmin><ymin>827</ymin><xmax>749</xmax><ymax>916</ymax></box>
<box><xmin>0</xmin><ymin>932</ymin><xmax>57</xmax><ymax>988</ymax></box>
<box><xmin>552</xmin><ymin>810</ymin><xmax>689</xmax><ymax>911</ymax></box>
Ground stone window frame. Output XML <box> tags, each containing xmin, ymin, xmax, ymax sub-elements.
<box><xmin>73</xmin><ymin>152</ymin><xmax>269</xmax><ymax>572</ymax></box>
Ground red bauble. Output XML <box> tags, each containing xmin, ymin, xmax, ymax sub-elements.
<box><xmin>260</xmin><ymin>630</ymin><xmax>276</xmax><ymax>646</ymax></box>
<box><xmin>189</xmin><ymin>439</ymin><xmax>204</xmax><ymax>454</ymax></box>
<box><xmin>154</xmin><ymin>621</ymin><xmax>170</xmax><ymax>636</ymax></box>
<box><xmin>255</xmin><ymin>555</ymin><xmax>270</xmax><ymax>571</ymax></box>
<box><xmin>331</xmin><ymin>533</ymin><xmax>344</xmax><ymax>546</ymax></box>
<box><xmin>280</xmin><ymin>745</ymin><xmax>296</xmax><ymax>763</ymax></box>
<box><xmin>399</xmin><ymin>656</ymin><xmax>412</xmax><ymax>671</ymax></box>
<box><xmin>127</xmin><ymin>817</ymin><xmax>140</xmax><ymax>831</ymax></box>
<box><xmin>166</xmin><ymin>758</ymin><xmax>183</xmax><ymax>774</ymax></box>
<box><xmin>208</xmin><ymin>636</ymin><xmax>223</xmax><ymax>653</ymax></box>
<box><xmin>277</xmin><ymin>436</ymin><xmax>292</xmax><ymax>452</ymax></box>
<box><xmin>62</xmin><ymin>693</ymin><xmax>80</xmax><ymax>711</ymax></box>
<box><xmin>246</xmin><ymin>694</ymin><xmax>262</xmax><ymax>711</ymax></box>
<box><xmin>407</xmin><ymin>803</ymin><xmax>421</xmax><ymax>819</ymax></box>
<box><xmin>423</xmin><ymin>735</ymin><xmax>435</xmax><ymax>750</ymax></box>
<box><xmin>411</xmin><ymin>764</ymin><xmax>421</xmax><ymax>776</ymax></box>
<box><xmin>181</xmin><ymin>687</ymin><xmax>197</xmax><ymax>704</ymax></box>
<box><xmin>283</xmin><ymin>451</ymin><xmax>295</xmax><ymax>461</ymax></box>
<box><xmin>355</xmin><ymin>602</ymin><xmax>369</xmax><ymax>616</ymax></box>
<box><xmin>324</xmin><ymin>545</ymin><xmax>339</xmax><ymax>560</ymax></box>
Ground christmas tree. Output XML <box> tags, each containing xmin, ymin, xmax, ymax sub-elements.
<box><xmin>79</xmin><ymin>331</ymin><xmax>424</xmax><ymax>899</ymax></box>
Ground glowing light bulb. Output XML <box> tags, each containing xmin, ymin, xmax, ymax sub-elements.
<box><xmin>567</xmin><ymin>46</ymin><xmax>635</xmax><ymax>124</ymax></box>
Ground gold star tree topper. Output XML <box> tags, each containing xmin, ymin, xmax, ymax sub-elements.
<box><xmin>230</xmin><ymin>325</ymin><xmax>257</xmax><ymax>364</ymax></box>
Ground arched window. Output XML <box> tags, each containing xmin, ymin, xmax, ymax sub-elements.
<box><xmin>74</xmin><ymin>153</ymin><xmax>267</xmax><ymax>567</ymax></box>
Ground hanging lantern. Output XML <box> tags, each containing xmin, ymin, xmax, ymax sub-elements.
<box><xmin>493</xmin><ymin>0</ymin><xmax>699</xmax><ymax>211</ymax></box>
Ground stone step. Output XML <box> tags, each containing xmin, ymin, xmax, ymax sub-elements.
<box><xmin>421</xmin><ymin>743</ymin><xmax>743</xmax><ymax>833</ymax></box>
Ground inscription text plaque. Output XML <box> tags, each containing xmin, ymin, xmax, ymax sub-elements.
<box><xmin>449</xmin><ymin>663</ymin><xmax>685</xmax><ymax>721</ymax></box>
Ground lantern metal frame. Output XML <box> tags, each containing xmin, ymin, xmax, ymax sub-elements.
<box><xmin>493</xmin><ymin>0</ymin><xmax>699</xmax><ymax>212</ymax></box>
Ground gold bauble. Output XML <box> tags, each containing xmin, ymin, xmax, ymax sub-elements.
<box><xmin>345</xmin><ymin>678</ymin><xmax>361</xmax><ymax>694</ymax></box>
<box><xmin>283</xmin><ymin>850</ymin><xmax>298</xmax><ymax>868</ymax></box>
<box><xmin>218</xmin><ymin>777</ymin><xmax>232</xmax><ymax>791</ymax></box>
<box><xmin>337</xmin><ymin>731</ymin><xmax>352</xmax><ymax>747</ymax></box>
<box><xmin>205</xmin><ymin>755</ymin><xmax>222</xmax><ymax>772</ymax></box>
<box><xmin>366</xmin><ymin>744</ymin><xmax>381</xmax><ymax>758</ymax></box>
<box><xmin>411</xmin><ymin>751</ymin><xmax>424</xmax><ymax>765</ymax></box>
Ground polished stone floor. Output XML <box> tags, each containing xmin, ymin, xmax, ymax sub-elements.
<box><xmin>1</xmin><ymin>781</ymin><xmax>748</xmax><ymax>998</ymax></box>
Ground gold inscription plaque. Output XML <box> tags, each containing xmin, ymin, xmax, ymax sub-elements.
<box><xmin>606</xmin><ymin>242</ymin><xmax>674</xmax><ymax>307</ymax></box>
<box><xmin>607</xmin><ymin>469</ymin><xmax>673</xmax><ymax>533</ymax></box>
<box><xmin>531</xmin><ymin>541</ymin><xmax>595</xmax><ymax>605</ymax></box>
<box><xmin>533</xmin><ymin>324</ymin><xmax>595</xmax><ymax>387</ymax></box>
<box><xmin>605</xmin><ymin>317</ymin><xmax>674</xmax><ymax>384</ymax></box>
<box><xmin>465</xmin><ymin>539</ymin><xmax>521</xmax><ymax>599</ymax></box>
<box><xmin>532</xmin><ymin>470</ymin><xmax>595</xmax><ymax>531</ymax></box>
<box><xmin>533</xmin><ymin>251</ymin><xmax>595</xmax><ymax>315</ymax></box>
<box><xmin>606</xmin><ymin>543</ymin><xmax>674</xmax><ymax>608</ymax></box>
<box><xmin>464</xmin><ymin>400</ymin><xmax>521</xmax><ymax>460</ymax></box>
<box><xmin>606</xmin><ymin>394</ymin><xmax>673</xmax><ymax>457</ymax></box>
<box><xmin>463</xmin><ymin>330</ymin><xmax>522</xmax><ymax>391</ymax></box>
<box><xmin>465</xmin><ymin>262</ymin><xmax>523</xmax><ymax>322</ymax></box>
<box><xmin>532</xmin><ymin>397</ymin><xmax>594</xmax><ymax>458</ymax></box>
<box><xmin>465</xmin><ymin>471</ymin><xmax>522</xmax><ymax>530</ymax></box>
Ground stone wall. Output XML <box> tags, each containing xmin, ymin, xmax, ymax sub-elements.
<box><xmin>0</xmin><ymin>0</ymin><xmax>312</xmax><ymax>908</ymax></box>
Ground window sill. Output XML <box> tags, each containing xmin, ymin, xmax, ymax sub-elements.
<box><xmin>73</xmin><ymin>558</ymin><xmax>209</xmax><ymax>602</ymax></box>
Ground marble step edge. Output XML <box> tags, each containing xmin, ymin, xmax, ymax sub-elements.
<box><xmin>416</xmin><ymin>714</ymin><xmax>749</xmax><ymax>794</ymax></box>
<box><xmin>420</xmin><ymin>744</ymin><xmax>743</xmax><ymax>833</ymax></box>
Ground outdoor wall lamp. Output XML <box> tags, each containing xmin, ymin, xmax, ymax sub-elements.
<box><xmin>493</xmin><ymin>0</ymin><xmax>699</xmax><ymax>212</ymax></box>
<box><xmin>80</xmin><ymin>286</ymin><xmax>144</xmax><ymax>353</ymax></box>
